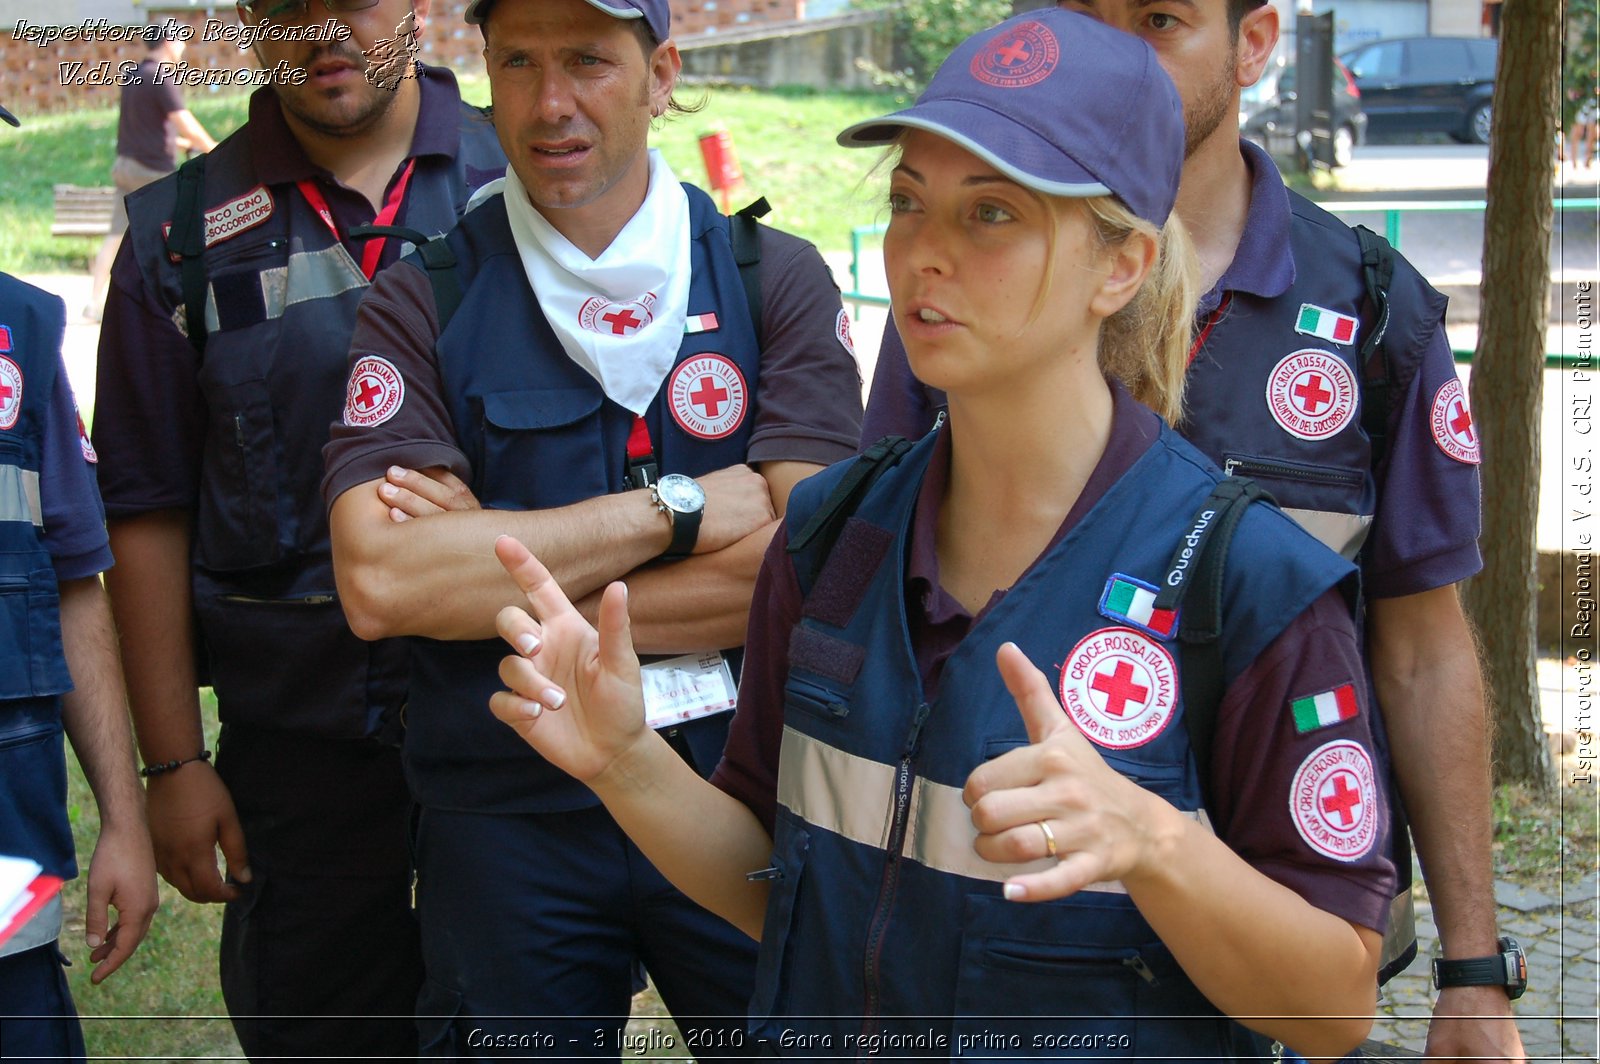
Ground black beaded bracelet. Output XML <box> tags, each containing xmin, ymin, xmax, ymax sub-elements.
<box><xmin>139</xmin><ymin>749</ymin><xmax>212</xmax><ymax>779</ymax></box>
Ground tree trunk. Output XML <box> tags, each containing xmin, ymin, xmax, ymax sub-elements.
<box><xmin>1462</xmin><ymin>0</ymin><xmax>1560</xmax><ymax>790</ymax></box>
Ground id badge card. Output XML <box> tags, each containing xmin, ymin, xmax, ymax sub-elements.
<box><xmin>641</xmin><ymin>651</ymin><xmax>737</xmax><ymax>731</ymax></box>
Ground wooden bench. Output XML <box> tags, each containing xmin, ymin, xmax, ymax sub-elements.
<box><xmin>51</xmin><ymin>184</ymin><xmax>117</xmax><ymax>238</ymax></box>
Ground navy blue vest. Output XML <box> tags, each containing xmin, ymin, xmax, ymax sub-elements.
<box><xmin>0</xmin><ymin>276</ymin><xmax>81</xmax><ymax>883</ymax></box>
<box><xmin>1180</xmin><ymin>192</ymin><xmax>1447</xmax><ymax>563</ymax></box>
<box><xmin>404</xmin><ymin>184</ymin><xmax>761</xmax><ymax>813</ymax></box>
<box><xmin>121</xmin><ymin>92</ymin><xmax>504</xmax><ymax>740</ymax></box>
<box><xmin>753</xmin><ymin>425</ymin><xmax>1350</xmax><ymax>1058</ymax></box>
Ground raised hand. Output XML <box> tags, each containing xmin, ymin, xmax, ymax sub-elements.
<box><xmin>693</xmin><ymin>464</ymin><xmax>776</xmax><ymax>554</ymax></box>
<box><xmin>488</xmin><ymin>535</ymin><xmax>651</xmax><ymax>783</ymax></box>
<box><xmin>963</xmin><ymin>642</ymin><xmax>1167</xmax><ymax>902</ymax></box>
<box><xmin>378</xmin><ymin>465</ymin><xmax>480</xmax><ymax>522</ymax></box>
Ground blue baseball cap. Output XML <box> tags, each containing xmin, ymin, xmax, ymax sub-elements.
<box><xmin>464</xmin><ymin>0</ymin><xmax>670</xmax><ymax>42</ymax></box>
<box><xmin>837</xmin><ymin>8</ymin><xmax>1184</xmax><ymax>227</ymax></box>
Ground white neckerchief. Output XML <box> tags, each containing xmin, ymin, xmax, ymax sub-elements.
<box><xmin>500</xmin><ymin>150</ymin><xmax>690</xmax><ymax>415</ymax></box>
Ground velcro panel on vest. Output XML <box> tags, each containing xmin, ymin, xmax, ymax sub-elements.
<box><xmin>788</xmin><ymin>626</ymin><xmax>865</xmax><ymax>687</ymax></box>
<box><xmin>801</xmin><ymin>517</ymin><xmax>892</xmax><ymax>629</ymax></box>
<box><xmin>209</xmin><ymin>269</ymin><xmax>268</xmax><ymax>333</ymax></box>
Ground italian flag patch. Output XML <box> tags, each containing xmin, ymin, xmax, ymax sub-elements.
<box><xmin>1290</xmin><ymin>684</ymin><xmax>1360</xmax><ymax>733</ymax></box>
<box><xmin>685</xmin><ymin>312</ymin><xmax>720</xmax><ymax>334</ymax></box>
<box><xmin>1295</xmin><ymin>304</ymin><xmax>1358</xmax><ymax>345</ymax></box>
<box><xmin>1099</xmin><ymin>574</ymin><xmax>1178</xmax><ymax>639</ymax></box>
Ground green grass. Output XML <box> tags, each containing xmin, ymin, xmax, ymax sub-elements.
<box><xmin>0</xmin><ymin>77</ymin><xmax>903</xmax><ymax>275</ymax></box>
<box><xmin>61</xmin><ymin>689</ymin><xmax>241</xmax><ymax>1060</ymax></box>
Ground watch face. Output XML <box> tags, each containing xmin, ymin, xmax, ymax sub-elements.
<box><xmin>656</xmin><ymin>474</ymin><xmax>705</xmax><ymax>512</ymax></box>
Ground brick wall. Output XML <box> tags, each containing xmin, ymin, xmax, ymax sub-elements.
<box><xmin>3</xmin><ymin>0</ymin><xmax>808</xmax><ymax>116</ymax></box>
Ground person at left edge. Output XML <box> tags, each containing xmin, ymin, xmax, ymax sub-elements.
<box><xmin>0</xmin><ymin>99</ymin><xmax>158</xmax><ymax>1063</ymax></box>
<box><xmin>322</xmin><ymin>0</ymin><xmax>862</xmax><ymax>1053</ymax></box>
<box><xmin>89</xmin><ymin>2</ymin><xmax>506</xmax><ymax>1059</ymax></box>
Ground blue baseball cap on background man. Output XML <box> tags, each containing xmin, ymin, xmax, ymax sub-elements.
<box><xmin>837</xmin><ymin>8</ymin><xmax>1184</xmax><ymax>228</ymax></box>
<box><xmin>463</xmin><ymin>0</ymin><xmax>670</xmax><ymax>42</ymax></box>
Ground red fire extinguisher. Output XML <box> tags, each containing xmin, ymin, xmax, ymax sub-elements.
<box><xmin>698</xmin><ymin>126</ymin><xmax>744</xmax><ymax>214</ymax></box>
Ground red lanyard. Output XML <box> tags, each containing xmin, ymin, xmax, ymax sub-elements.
<box><xmin>296</xmin><ymin>157</ymin><xmax>418</xmax><ymax>281</ymax></box>
<box><xmin>625</xmin><ymin>415</ymin><xmax>658</xmax><ymax>488</ymax></box>
<box><xmin>1187</xmin><ymin>292</ymin><xmax>1232</xmax><ymax>367</ymax></box>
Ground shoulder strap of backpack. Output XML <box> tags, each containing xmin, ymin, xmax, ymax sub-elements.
<box><xmin>348</xmin><ymin>223</ymin><xmax>463</xmax><ymax>331</ymax></box>
<box><xmin>731</xmin><ymin>196</ymin><xmax>771</xmax><ymax>340</ymax></box>
<box><xmin>1353</xmin><ymin>224</ymin><xmax>1397</xmax><ymax>470</ymax></box>
<box><xmin>786</xmin><ymin>434</ymin><xmax>913</xmax><ymax>588</ymax></box>
<box><xmin>1151</xmin><ymin>476</ymin><xmax>1275</xmax><ymax>803</ymax></box>
<box><xmin>167</xmin><ymin>154</ymin><xmax>210</xmax><ymax>355</ymax></box>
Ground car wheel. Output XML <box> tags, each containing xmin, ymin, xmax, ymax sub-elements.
<box><xmin>1332</xmin><ymin>125</ymin><xmax>1355</xmax><ymax>168</ymax></box>
<box><xmin>1468</xmin><ymin>102</ymin><xmax>1492</xmax><ymax>145</ymax></box>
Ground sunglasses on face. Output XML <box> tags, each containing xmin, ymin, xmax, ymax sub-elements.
<box><xmin>236</xmin><ymin>0</ymin><xmax>380</xmax><ymax>24</ymax></box>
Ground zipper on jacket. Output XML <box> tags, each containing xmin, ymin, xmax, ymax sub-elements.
<box><xmin>1222</xmin><ymin>455</ymin><xmax>1363</xmax><ymax>487</ymax></box>
<box><xmin>860</xmin><ymin>701</ymin><xmax>933</xmax><ymax>1037</ymax></box>
<box><xmin>217</xmin><ymin>593</ymin><xmax>336</xmax><ymax>606</ymax></box>
<box><xmin>1122</xmin><ymin>952</ymin><xmax>1159</xmax><ymax>985</ymax></box>
<box><xmin>234</xmin><ymin>414</ymin><xmax>246</xmax><ymax>449</ymax></box>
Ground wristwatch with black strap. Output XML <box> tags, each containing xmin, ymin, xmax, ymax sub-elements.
<box><xmin>651</xmin><ymin>473</ymin><xmax>706</xmax><ymax>561</ymax></box>
<box><xmin>1431</xmin><ymin>936</ymin><xmax>1528</xmax><ymax>1000</ymax></box>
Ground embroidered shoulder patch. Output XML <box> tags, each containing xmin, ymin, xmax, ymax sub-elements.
<box><xmin>1098</xmin><ymin>573</ymin><xmax>1177</xmax><ymax>640</ymax></box>
<box><xmin>836</xmin><ymin>308</ymin><xmax>856</xmax><ymax>358</ymax></box>
<box><xmin>1429</xmin><ymin>378</ymin><xmax>1479</xmax><ymax>465</ymax></box>
<box><xmin>203</xmin><ymin>186</ymin><xmax>275</xmax><ymax>248</ymax></box>
<box><xmin>1059</xmin><ymin>627</ymin><xmax>1178</xmax><ymax>750</ymax></box>
<box><xmin>343</xmin><ymin>356</ymin><xmax>405</xmax><ymax>428</ymax></box>
<box><xmin>76</xmin><ymin>408</ymin><xmax>98</xmax><ymax>464</ymax></box>
<box><xmin>669</xmin><ymin>354</ymin><xmax>747</xmax><ymax>440</ymax></box>
<box><xmin>1294</xmin><ymin>303</ymin><xmax>1358</xmax><ymax>346</ymax></box>
<box><xmin>1289</xmin><ymin>739</ymin><xmax>1378</xmax><ymax>862</ymax></box>
<box><xmin>1289</xmin><ymin>683</ymin><xmax>1359</xmax><ymax>733</ymax></box>
<box><xmin>1266</xmin><ymin>349</ymin><xmax>1358</xmax><ymax>440</ymax></box>
<box><xmin>0</xmin><ymin>357</ymin><xmax>24</xmax><ymax>431</ymax></box>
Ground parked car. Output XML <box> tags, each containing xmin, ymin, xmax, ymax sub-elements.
<box><xmin>1338</xmin><ymin>36</ymin><xmax>1497</xmax><ymax>144</ymax></box>
<box><xmin>1241</xmin><ymin>58</ymin><xmax>1367</xmax><ymax>167</ymax></box>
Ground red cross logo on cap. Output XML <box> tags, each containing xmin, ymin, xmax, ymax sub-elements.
<box><xmin>1090</xmin><ymin>660</ymin><xmax>1149</xmax><ymax>718</ymax></box>
<box><xmin>993</xmin><ymin>37</ymin><xmax>1032</xmax><ymax>67</ymax></box>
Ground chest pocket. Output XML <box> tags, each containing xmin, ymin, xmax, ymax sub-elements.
<box><xmin>479</xmin><ymin>388</ymin><xmax>607</xmax><ymax>509</ymax></box>
<box><xmin>196</xmin><ymin>377</ymin><xmax>281</xmax><ymax>572</ymax></box>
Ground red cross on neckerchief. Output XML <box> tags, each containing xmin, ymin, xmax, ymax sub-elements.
<box><xmin>1450</xmin><ymin>400</ymin><xmax>1474</xmax><ymax>441</ymax></box>
<box><xmin>1090</xmin><ymin>660</ymin><xmax>1149</xmax><ymax>718</ymax></box>
<box><xmin>353</xmin><ymin>377</ymin><xmax>384</xmax><ymax>411</ymax></box>
<box><xmin>1319</xmin><ymin>771</ymin><xmax>1363</xmax><ymax>827</ymax></box>
<box><xmin>601</xmin><ymin>308</ymin><xmax>643</xmax><ymax>336</ymax></box>
<box><xmin>689</xmin><ymin>376</ymin><xmax>730</xmax><ymax>418</ymax></box>
<box><xmin>994</xmin><ymin>38</ymin><xmax>1031</xmax><ymax>66</ymax></box>
<box><xmin>1293</xmin><ymin>373</ymin><xmax>1333</xmax><ymax>414</ymax></box>
<box><xmin>298</xmin><ymin>158</ymin><xmax>418</xmax><ymax>282</ymax></box>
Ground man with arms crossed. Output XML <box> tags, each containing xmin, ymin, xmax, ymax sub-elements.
<box><xmin>862</xmin><ymin>2</ymin><xmax>1525</xmax><ymax>1059</ymax></box>
<box><xmin>91</xmin><ymin>1</ymin><xmax>505</xmax><ymax>1056</ymax></box>
<box><xmin>323</xmin><ymin>0</ymin><xmax>861</xmax><ymax>1052</ymax></box>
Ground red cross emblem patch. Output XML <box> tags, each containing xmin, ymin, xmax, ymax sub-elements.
<box><xmin>578</xmin><ymin>294</ymin><xmax>656</xmax><ymax>338</ymax></box>
<box><xmin>835</xmin><ymin>308</ymin><xmax>855</xmax><ymax>358</ymax></box>
<box><xmin>1059</xmin><ymin>627</ymin><xmax>1177</xmax><ymax>750</ymax></box>
<box><xmin>343</xmin><ymin>356</ymin><xmax>405</xmax><ymax>428</ymax></box>
<box><xmin>668</xmin><ymin>354</ymin><xmax>748</xmax><ymax>441</ymax></box>
<box><xmin>1289</xmin><ymin>739</ymin><xmax>1379</xmax><ymax>862</ymax></box>
<box><xmin>1429</xmin><ymin>378</ymin><xmax>1480</xmax><ymax>465</ymax></box>
<box><xmin>969</xmin><ymin>20</ymin><xmax>1060</xmax><ymax>89</ymax></box>
<box><xmin>0</xmin><ymin>356</ymin><xmax>24</xmax><ymax>431</ymax></box>
<box><xmin>1266</xmin><ymin>349</ymin><xmax>1358</xmax><ymax>441</ymax></box>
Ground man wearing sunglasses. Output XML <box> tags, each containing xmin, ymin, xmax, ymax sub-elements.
<box><xmin>91</xmin><ymin>1</ymin><xmax>506</xmax><ymax>1057</ymax></box>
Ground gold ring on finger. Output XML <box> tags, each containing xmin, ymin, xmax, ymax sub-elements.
<box><xmin>1037</xmin><ymin>819</ymin><xmax>1058</xmax><ymax>860</ymax></box>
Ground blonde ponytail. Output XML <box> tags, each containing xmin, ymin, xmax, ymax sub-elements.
<box><xmin>1084</xmin><ymin>199</ymin><xmax>1200</xmax><ymax>425</ymax></box>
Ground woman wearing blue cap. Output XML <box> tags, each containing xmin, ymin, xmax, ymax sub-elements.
<box><xmin>480</xmin><ymin>9</ymin><xmax>1393</xmax><ymax>1058</ymax></box>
